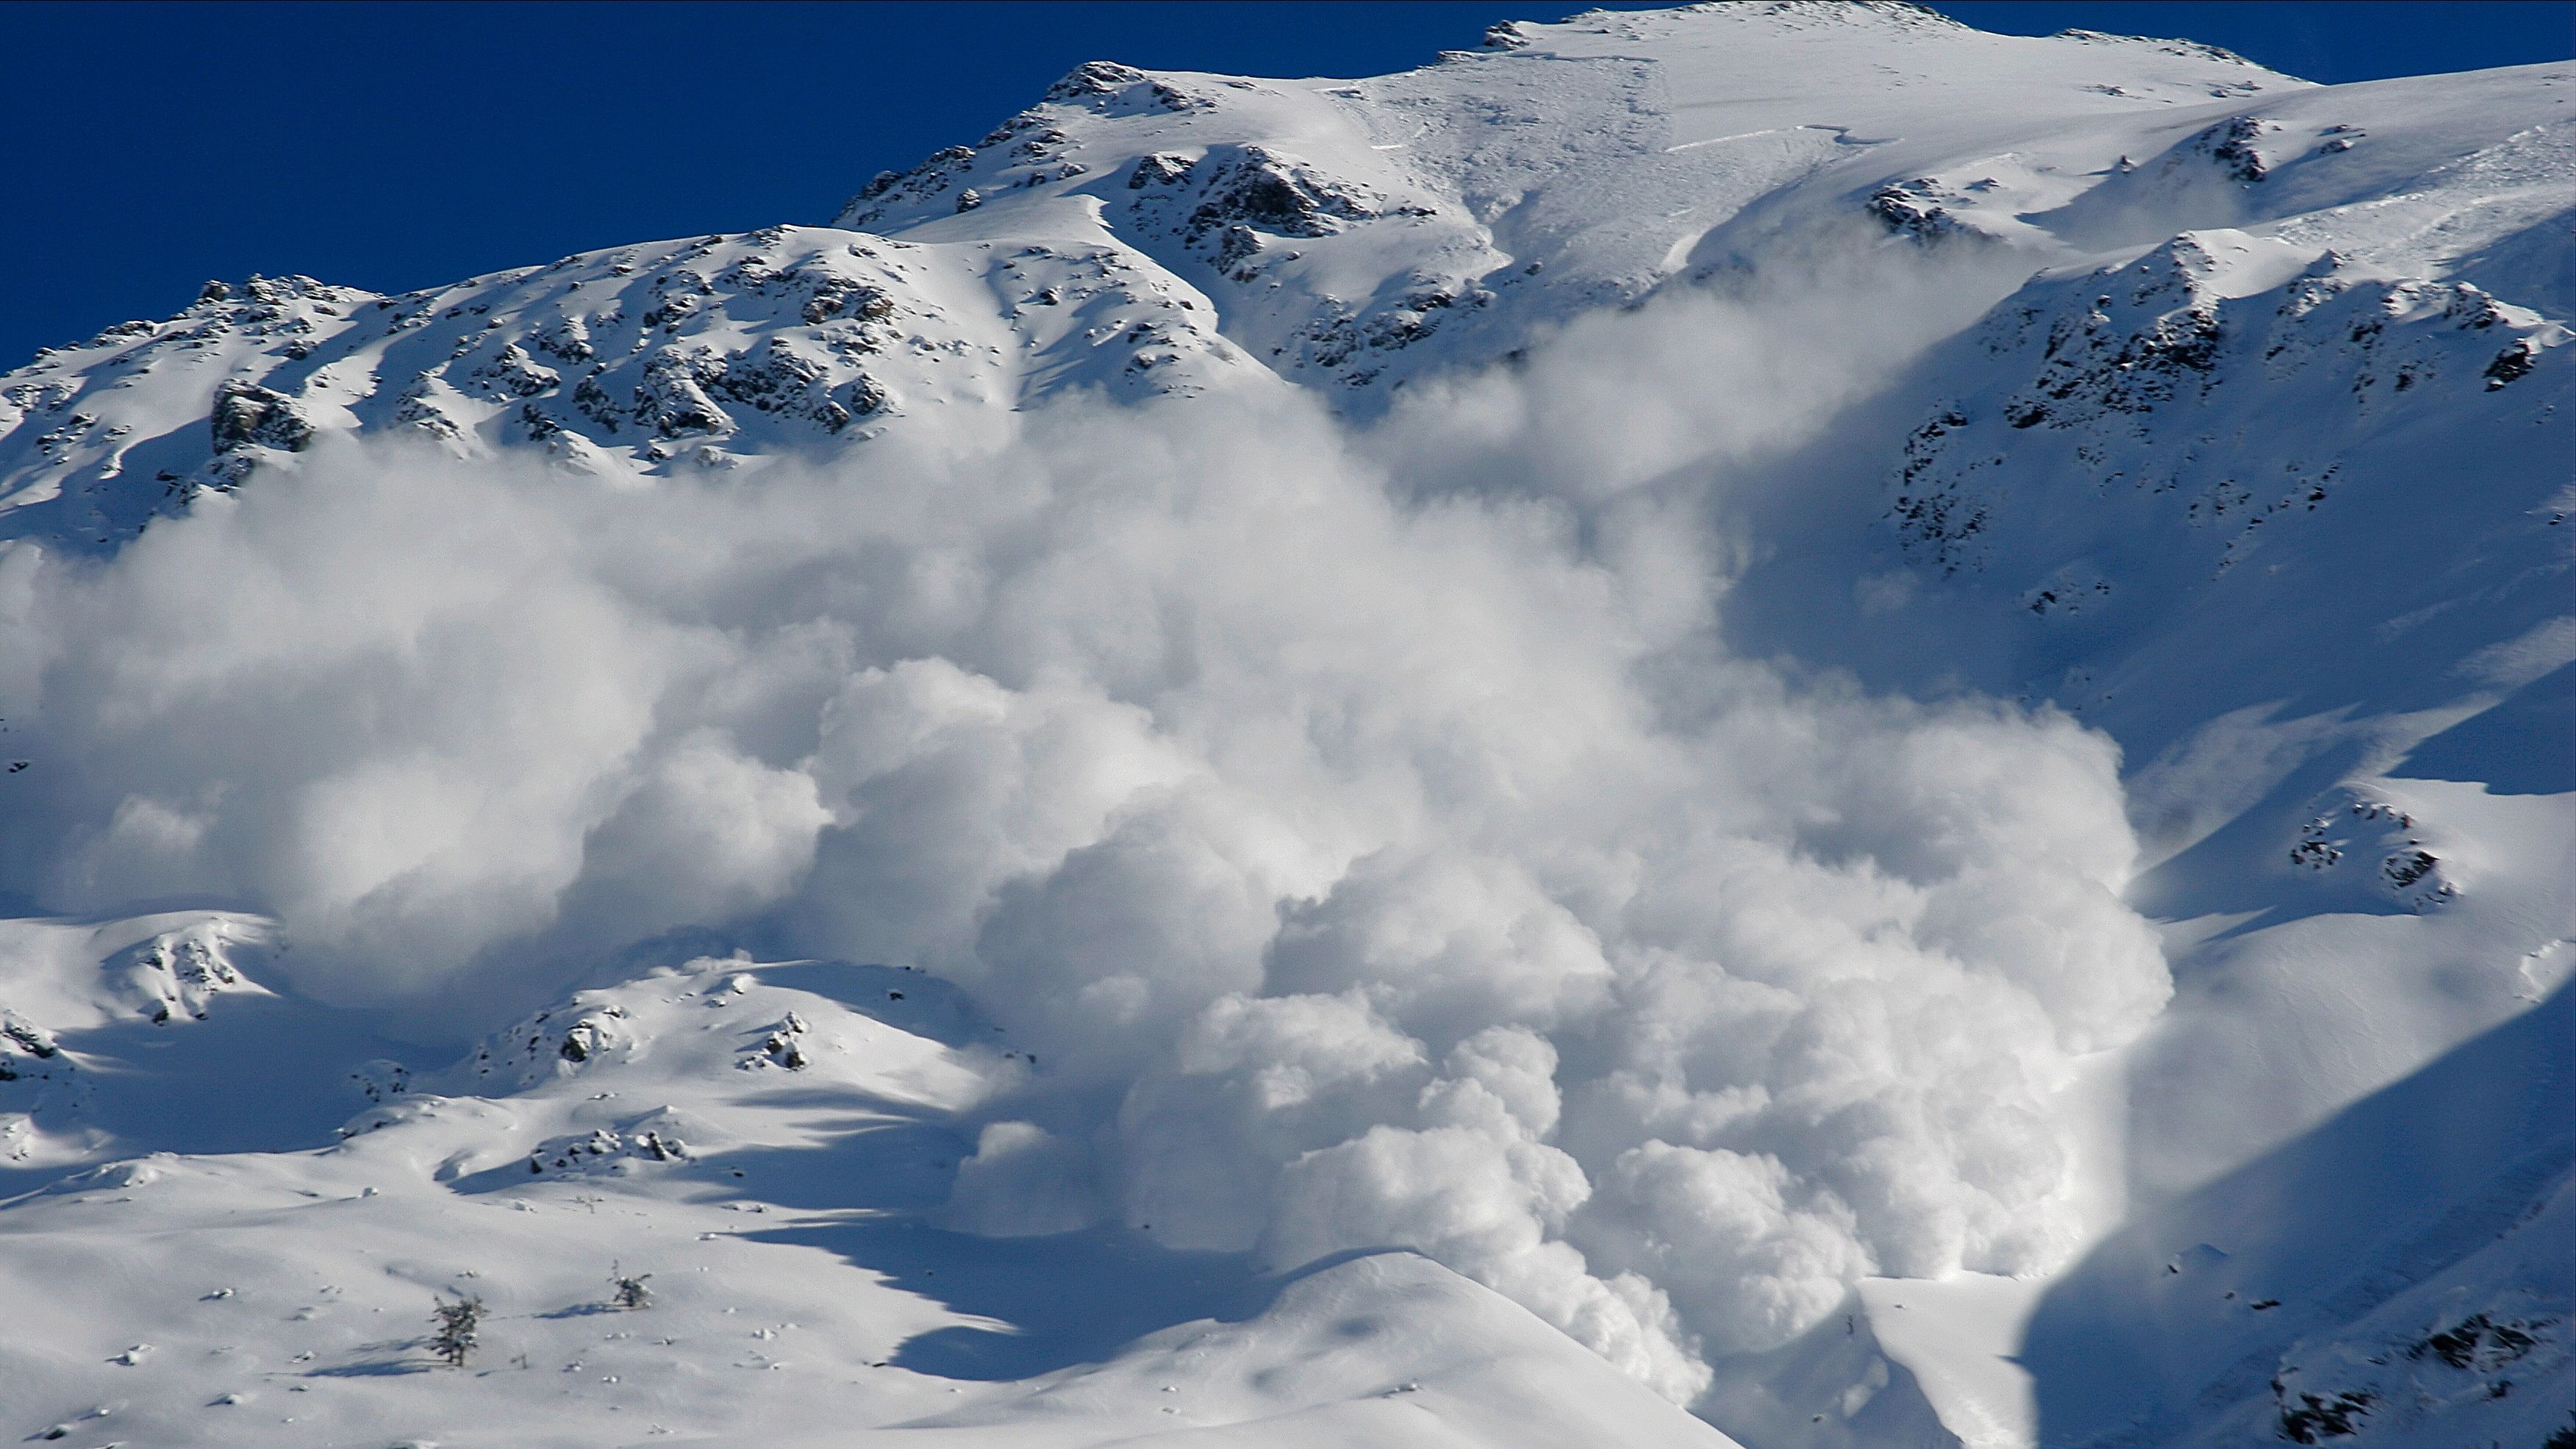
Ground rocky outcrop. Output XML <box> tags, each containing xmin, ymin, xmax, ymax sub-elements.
<box><xmin>209</xmin><ymin>380</ymin><xmax>315</xmax><ymax>454</ymax></box>
<box><xmin>471</xmin><ymin>1002</ymin><xmax>633</xmax><ymax>1090</ymax></box>
<box><xmin>523</xmin><ymin>1118</ymin><xmax>693</xmax><ymax>1177</ymax></box>
<box><xmin>119</xmin><ymin>920</ymin><xmax>260</xmax><ymax>1024</ymax></box>
<box><xmin>1890</xmin><ymin>236</ymin><xmax>2569</xmax><ymax>576</ymax></box>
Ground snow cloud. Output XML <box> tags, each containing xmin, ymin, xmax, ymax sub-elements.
<box><xmin>0</xmin><ymin>256</ymin><xmax>2168</xmax><ymax>1401</ymax></box>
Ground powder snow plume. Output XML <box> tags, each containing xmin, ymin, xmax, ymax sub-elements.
<box><xmin>0</xmin><ymin>254</ymin><xmax>2168</xmax><ymax>1401</ymax></box>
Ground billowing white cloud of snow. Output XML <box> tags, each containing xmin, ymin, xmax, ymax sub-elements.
<box><xmin>0</xmin><ymin>259</ymin><xmax>2169</xmax><ymax>1402</ymax></box>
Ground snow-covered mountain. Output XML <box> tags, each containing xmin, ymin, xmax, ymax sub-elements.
<box><xmin>0</xmin><ymin>5</ymin><xmax>2566</xmax><ymax>1448</ymax></box>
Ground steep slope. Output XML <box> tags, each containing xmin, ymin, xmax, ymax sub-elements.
<box><xmin>2022</xmin><ymin>984</ymin><xmax>2575</xmax><ymax>1449</ymax></box>
<box><xmin>1856</xmin><ymin>217</ymin><xmax>2574</xmax><ymax>1189</ymax></box>
<box><xmin>0</xmin><ymin>6</ymin><xmax>2569</xmax><ymax>1448</ymax></box>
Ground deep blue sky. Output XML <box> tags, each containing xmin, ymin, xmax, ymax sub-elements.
<box><xmin>1</xmin><ymin>1</ymin><xmax>2565</xmax><ymax>370</ymax></box>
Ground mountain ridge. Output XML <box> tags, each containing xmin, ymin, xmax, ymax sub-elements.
<box><xmin>0</xmin><ymin>7</ymin><xmax>2567</xmax><ymax>1447</ymax></box>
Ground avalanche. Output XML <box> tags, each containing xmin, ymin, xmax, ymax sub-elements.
<box><xmin>0</xmin><ymin>6</ymin><xmax>2566</xmax><ymax>1448</ymax></box>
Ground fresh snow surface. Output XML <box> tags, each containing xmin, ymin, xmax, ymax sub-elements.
<box><xmin>0</xmin><ymin>4</ymin><xmax>2569</xmax><ymax>1447</ymax></box>
<box><xmin>0</xmin><ymin>944</ymin><xmax>1736</xmax><ymax>1448</ymax></box>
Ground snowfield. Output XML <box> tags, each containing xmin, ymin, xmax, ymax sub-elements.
<box><xmin>0</xmin><ymin>5</ymin><xmax>2566</xmax><ymax>1447</ymax></box>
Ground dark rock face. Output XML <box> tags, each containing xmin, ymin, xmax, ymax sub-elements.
<box><xmin>474</xmin><ymin>1003</ymin><xmax>630</xmax><ymax>1086</ymax></box>
<box><xmin>2486</xmin><ymin>338</ymin><xmax>2538</xmax><ymax>390</ymax></box>
<box><xmin>468</xmin><ymin>343</ymin><xmax>560</xmax><ymax>399</ymax></box>
<box><xmin>1184</xmin><ymin>147</ymin><xmax>1379</xmax><ymax>245</ymax></box>
<box><xmin>0</xmin><ymin>1012</ymin><xmax>64</xmax><ymax>1084</ymax></box>
<box><xmin>524</xmin><ymin>1123</ymin><xmax>690</xmax><ymax>1176</ymax></box>
<box><xmin>634</xmin><ymin>351</ymin><xmax>737</xmax><ymax>440</ymax></box>
<box><xmin>1045</xmin><ymin>60</ymin><xmax>1148</xmax><ymax>103</ymax></box>
<box><xmin>210</xmin><ymin>380</ymin><xmax>314</xmax><ymax>454</ymax></box>
<box><xmin>2194</xmin><ymin>115</ymin><xmax>2273</xmax><ymax>183</ymax></box>
<box><xmin>1128</xmin><ymin>153</ymin><xmax>1194</xmax><ymax>191</ymax></box>
<box><xmin>1868</xmin><ymin>180</ymin><xmax>1971</xmax><ymax>245</ymax></box>
<box><xmin>2409</xmin><ymin>1313</ymin><xmax>2541</xmax><ymax>1373</ymax></box>
<box><xmin>2277</xmin><ymin>1387</ymin><xmax>2373</xmax><ymax>1443</ymax></box>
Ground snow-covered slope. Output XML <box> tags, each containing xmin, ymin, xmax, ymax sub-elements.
<box><xmin>0</xmin><ymin>5</ymin><xmax>2568</xmax><ymax>1447</ymax></box>
<box><xmin>2021</xmin><ymin>982</ymin><xmax>2574</xmax><ymax>1449</ymax></box>
<box><xmin>1</xmin><ymin>942</ymin><xmax>1731</xmax><ymax>1447</ymax></box>
<box><xmin>0</xmin><ymin>0</ymin><xmax>2342</xmax><ymax>541</ymax></box>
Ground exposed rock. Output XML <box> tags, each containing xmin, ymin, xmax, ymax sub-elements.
<box><xmin>1868</xmin><ymin>179</ymin><xmax>1973</xmax><ymax>244</ymax></box>
<box><xmin>468</xmin><ymin>343</ymin><xmax>560</xmax><ymax>398</ymax></box>
<box><xmin>524</xmin><ymin>1122</ymin><xmax>691</xmax><ymax>1177</ymax></box>
<box><xmin>2194</xmin><ymin>115</ymin><xmax>2273</xmax><ymax>183</ymax></box>
<box><xmin>473</xmin><ymin>1003</ymin><xmax>632</xmax><ymax>1088</ymax></box>
<box><xmin>122</xmin><ymin>921</ymin><xmax>258</xmax><ymax>1024</ymax></box>
<box><xmin>209</xmin><ymin>380</ymin><xmax>314</xmax><ymax>454</ymax></box>
<box><xmin>632</xmin><ymin>351</ymin><xmax>737</xmax><ymax>440</ymax></box>
<box><xmin>1045</xmin><ymin>60</ymin><xmax>1147</xmax><ymax>103</ymax></box>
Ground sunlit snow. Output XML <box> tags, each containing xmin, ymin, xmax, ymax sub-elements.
<box><xmin>0</xmin><ymin>5</ymin><xmax>2567</xmax><ymax>1447</ymax></box>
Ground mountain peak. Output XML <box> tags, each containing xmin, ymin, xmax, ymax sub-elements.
<box><xmin>0</xmin><ymin>10</ymin><xmax>2566</xmax><ymax>1447</ymax></box>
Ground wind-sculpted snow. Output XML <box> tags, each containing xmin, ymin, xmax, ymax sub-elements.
<box><xmin>0</xmin><ymin>5</ymin><xmax>2569</xmax><ymax>1445</ymax></box>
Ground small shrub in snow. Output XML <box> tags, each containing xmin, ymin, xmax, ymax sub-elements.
<box><xmin>430</xmin><ymin>1293</ymin><xmax>484</xmax><ymax>1367</ymax></box>
<box><xmin>610</xmin><ymin>1263</ymin><xmax>653</xmax><ymax>1310</ymax></box>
